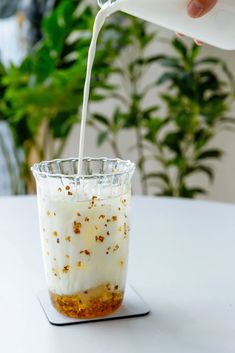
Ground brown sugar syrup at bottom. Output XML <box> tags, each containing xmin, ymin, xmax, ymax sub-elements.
<box><xmin>50</xmin><ymin>283</ymin><xmax>124</xmax><ymax>319</ymax></box>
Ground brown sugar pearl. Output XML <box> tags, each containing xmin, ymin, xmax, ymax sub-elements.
<box><xmin>63</xmin><ymin>265</ymin><xmax>70</xmax><ymax>273</ymax></box>
<box><xmin>106</xmin><ymin>283</ymin><xmax>111</xmax><ymax>291</ymax></box>
<box><xmin>65</xmin><ymin>185</ymin><xmax>70</xmax><ymax>191</ymax></box>
<box><xmin>113</xmin><ymin>244</ymin><xmax>119</xmax><ymax>252</ymax></box>
<box><xmin>95</xmin><ymin>235</ymin><xmax>104</xmax><ymax>243</ymax></box>
<box><xmin>80</xmin><ymin>250</ymin><xmax>90</xmax><ymax>256</ymax></box>
<box><xmin>73</xmin><ymin>221</ymin><xmax>82</xmax><ymax>234</ymax></box>
<box><xmin>121</xmin><ymin>199</ymin><xmax>127</xmax><ymax>206</ymax></box>
<box><xmin>88</xmin><ymin>196</ymin><xmax>98</xmax><ymax>209</ymax></box>
<box><xmin>77</xmin><ymin>261</ymin><xmax>82</xmax><ymax>268</ymax></box>
<box><xmin>52</xmin><ymin>268</ymin><xmax>58</xmax><ymax>277</ymax></box>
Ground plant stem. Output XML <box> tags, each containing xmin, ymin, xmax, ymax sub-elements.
<box><xmin>136</xmin><ymin>127</ymin><xmax>148</xmax><ymax>195</ymax></box>
<box><xmin>42</xmin><ymin>122</ymin><xmax>53</xmax><ymax>160</ymax></box>
<box><xmin>91</xmin><ymin>122</ymin><xmax>123</xmax><ymax>159</ymax></box>
<box><xmin>111</xmin><ymin>135</ymin><xmax>122</xmax><ymax>159</ymax></box>
<box><xmin>54</xmin><ymin>137</ymin><xmax>68</xmax><ymax>159</ymax></box>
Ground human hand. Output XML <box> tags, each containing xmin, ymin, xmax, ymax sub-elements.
<box><xmin>187</xmin><ymin>0</ymin><xmax>218</xmax><ymax>18</ymax></box>
<box><xmin>177</xmin><ymin>0</ymin><xmax>218</xmax><ymax>45</ymax></box>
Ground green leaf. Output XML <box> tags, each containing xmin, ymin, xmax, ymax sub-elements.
<box><xmin>50</xmin><ymin>113</ymin><xmax>78</xmax><ymax>138</ymax></box>
<box><xmin>97</xmin><ymin>131</ymin><xmax>108</xmax><ymax>146</ymax></box>
<box><xmin>134</xmin><ymin>55</ymin><xmax>165</xmax><ymax>66</ymax></box>
<box><xmin>185</xmin><ymin>165</ymin><xmax>214</xmax><ymax>182</ymax></box>
<box><xmin>175</xmin><ymin>111</ymin><xmax>191</xmax><ymax>130</ymax></box>
<box><xmin>163</xmin><ymin>132</ymin><xmax>183</xmax><ymax>153</ymax></box>
<box><xmin>143</xmin><ymin>106</ymin><xmax>159</xmax><ymax>117</ymax></box>
<box><xmin>144</xmin><ymin>172</ymin><xmax>170</xmax><ymax>185</ymax></box>
<box><xmin>159</xmin><ymin>57</ymin><xmax>183</xmax><ymax>69</ymax></box>
<box><xmin>195</xmin><ymin>57</ymin><xmax>221</xmax><ymax>66</ymax></box>
<box><xmin>197</xmin><ymin>149</ymin><xmax>223</xmax><ymax>160</ymax></box>
<box><xmin>189</xmin><ymin>43</ymin><xmax>201</xmax><ymax>62</ymax></box>
<box><xmin>157</xmin><ymin>189</ymin><xmax>174</xmax><ymax>197</ymax></box>
<box><xmin>199</xmin><ymin>70</ymin><xmax>220</xmax><ymax>91</ymax></box>
<box><xmin>179</xmin><ymin>186</ymin><xmax>207</xmax><ymax>198</ymax></box>
<box><xmin>93</xmin><ymin>114</ymin><xmax>110</xmax><ymax>127</ymax></box>
<box><xmin>194</xmin><ymin>129</ymin><xmax>212</xmax><ymax>150</ymax></box>
<box><xmin>137</xmin><ymin>157</ymin><xmax>145</xmax><ymax>170</ymax></box>
<box><xmin>157</xmin><ymin>72</ymin><xmax>178</xmax><ymax>85</ymax></box>
<box><xmin>221</xmin><ymin>62</ymin><xmax>235</xmax><ymax>84</ymax></box>
<box><xmin>144</xmin><ymin>117</ymin><xmax>167</xmax><ymax>142</ymax></box>
<box><xmin>112</xmin><ymin>109</ymin><xmax>120</xmax><ymax>125</ymax></box>
<box><xmin>43</xmin><ymin>0</ymin><xmax>76</xmax><ymax>53</ymax></box>
<box><xmin>90</xmin><ymin>94</ymin><xmax>107</xmax><ymax>101</ymax></box>
<box><xmin>172</xmin><ymin>38</ymin><xmax>187</xmax><ymax>59</ymax></box>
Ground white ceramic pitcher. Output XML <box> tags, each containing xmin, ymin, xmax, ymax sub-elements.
<box><xmin>98</xmin><ymin>0</ymin><xmax>235</xmax><ymax>50</ymax></box>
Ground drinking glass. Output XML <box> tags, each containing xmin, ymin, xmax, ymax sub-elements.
<box><xmin>32</xmin><ymin>157</ymin><xmax>135</xmax><ymax>318</ymax></box>
<box><xmin>97</xmin><ymin>0</ymin><xmax>117</xmax><ymax>7</ymax></box>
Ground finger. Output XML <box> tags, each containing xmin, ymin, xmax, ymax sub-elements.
<box><xmin>194</xmin><ymin>39</ymin><xmax>204</xmax><ymax>46</ymax></box>
<box><xmin>187</xmin><ymin>0</ymin><xmax>218</xmax><ymax>18</ymax></box>
<box><xmin>176</xmin><ymin>32</ymin><xmax>185</xmax><ymax>38</ymax></box>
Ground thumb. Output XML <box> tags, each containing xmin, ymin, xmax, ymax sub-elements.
<box><xmin>187</xmin><ymin>0</ymin><xmax>218</xmax><ymax>18</ymax></box>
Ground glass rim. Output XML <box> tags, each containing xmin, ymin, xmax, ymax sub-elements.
<box><xmin>31</xmin><ymin>157</ymin><xmax>135</xmax><ymax>179</ymax></box>
<box><xmin>97</xmin><ymin>0</ymin><xmax>116</xmax><ymax>7</ymax></box>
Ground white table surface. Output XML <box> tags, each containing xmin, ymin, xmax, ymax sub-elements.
<box><xmin>0</xmin><ymin>195</ymin><xmax>235</xmax><ymax>353</ymax></box>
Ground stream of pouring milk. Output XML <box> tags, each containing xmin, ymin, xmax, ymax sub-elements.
<box><xmin>77</xmin><ymin>3</ymin><xmax>119</xmax><ymax>174</ymax></box>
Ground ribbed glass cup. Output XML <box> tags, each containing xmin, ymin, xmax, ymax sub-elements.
<box><xmin>31</xmin><ymin>157</ymin><xmax>135</xmax><ymax>319</ymax></box>
<box><xmin>97</xmin><ymin>0</ymin><xmax>117</xmax><ymax>8</ymax></box>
